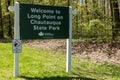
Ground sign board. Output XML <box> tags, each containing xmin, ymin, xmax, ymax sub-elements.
<box><xmin>12</xmin><ymin>40</ymin><xmax>22</xmax><ymax>53</ymax></box>
<box><xmin>20</xmin><ymin>3</ymin><xmax>69</xmax><ymax>39</ymax></box>
<box><xmin>9</xmin><ymin>2</ymin><xmax>72</xmax><ymax>77</ymax></box>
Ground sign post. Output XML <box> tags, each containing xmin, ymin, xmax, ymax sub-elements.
<box><xmin>66</xmin><ymin>6</ymin><xmax>72</xmax><ymax>72</ymax></box>
<box><xmin>9</xmin><ymin>2</ymin><xmax>73</xmax><ymax>77</ymax></box>
<box><xmin>14</xmin><ymin>2</ymin><xmax>20</xmax><ymax>77</ymax></box>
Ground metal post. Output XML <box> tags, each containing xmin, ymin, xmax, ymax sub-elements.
<box><xmin>14</xmin><ymin>2</ymin><xmax>20</xmax><ymax>77</ymax></box>
<box><xmin>66</xmin><ymin>6</ymin><xmax>72</xmax><ymax>72</ymax></box>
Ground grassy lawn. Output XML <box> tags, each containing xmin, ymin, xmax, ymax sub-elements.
<box><xmin>0</xmin><ymin>43</ymin><xmax>120</xmax><ymax>80</ymax></box>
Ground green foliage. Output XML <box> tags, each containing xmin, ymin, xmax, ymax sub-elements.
<box><xmin>88</xmin><ymin>19</ymin><xmax>105</xmax><ymax>37</ymax></box>
<box><xmin>0</xmin><ymin>0</ymin><xmax>120</xmax><ymax>40</ymax></box>
<box><xmin>0</xmin><ymin>43</ymin><xmax>120</xmax><ymax>80</ymax></box>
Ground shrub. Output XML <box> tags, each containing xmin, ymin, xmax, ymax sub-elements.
<box><xmin>88</xmin><ymin>19</ymin><xmax>106</xmax><ymax>38</ymax></box>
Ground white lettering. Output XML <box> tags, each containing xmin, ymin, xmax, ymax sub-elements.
<box><xmin>33</xmin><ymin>25</ymin><xmax>47</xmax><ymax>30</ymax></box>
<box><xmin>30</xmin><ymin>20</ymin><xmax>61</xmax><ymax>25</ymax></box>
<box><xmin>57</xmin><ymin>16</ymin><xmax>63</xmax><ymax>20</ymax></box>
<box><xmin>42</xmin><ymin>14</ymin><xmax>56</xmax><ymax>19</ymax></box>
<box><xmin>27</xmin><ymin>14</ymin><xmax>41</xmax><ymax>20</ymax></box>
<box><xmin>30</xmin><ymin>20</ymin><xmax>35</xmax><ymax>24</ymax></box>
<box><xmin>55</xmin><ymin>10</ymin><xmax>61</xmax><ymax>14</ymax></box>
<box><xmin>31</xmin><ymin>8</ymin><xmax>54</xmax><ymax>14</ymax></box>
<box><xmin>49</xmin><ymin>26</ymin><xmax>60</xmax><ymax>30</ymax></box>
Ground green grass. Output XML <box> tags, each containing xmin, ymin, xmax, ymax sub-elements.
<box><xmin>0</xmin><ymin>43</ymin><xmax>120</xmax><ymax>80</ymax></box>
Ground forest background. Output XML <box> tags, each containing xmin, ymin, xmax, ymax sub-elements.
<box><xmin>0</xmin><ymin>0</ymin><xmax>120</xmax><ymax>41</ymax></box>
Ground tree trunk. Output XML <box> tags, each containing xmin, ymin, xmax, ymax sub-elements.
<box><xmin>68</xmin><ymin>0</ymin><xmax>72</xmax><ymax>6</ymax></box>
<box><xmin>50</xmin><ymin>0</ymin><xmax>55</xmax><ymax>6</ymax></box>
<box><xmin>6</xmin><ymin>0</ymin><xmax>13</xmax><ymax>38</ymax></box>
<box><xmin>85</xmin><ymin>0</ymin><xmax>89</xmax><ymax>21</ymax></box>
<box><xmin>0</xmin><ymin>0</ymin><xmax>4</xmax><ymax>38</ymax></box>
<box><xmin>92</xmin><ymin>0</ymin><xmax>96</xmax><ymax>19</ymax></box>
<box><xmin>76</xmin><ymin>0</ymin><xmax>79</xmax><ymax>38</ymax></box>
<box><xmin>110</xmin><ymin>0</ymin><xmax>120</xmax><ymax>40</ymax></box>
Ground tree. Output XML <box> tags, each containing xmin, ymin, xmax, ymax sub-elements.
<box><xmin>6</xmin><ymin>0</ymin><xmax>13</xmax><ymax>38</ymax></box>
<box><xmin>110</xmin><ymin>0</ymin><xmax>120</xmax><ymax>40</ymax></box>
<box><xmin>68</xmin><ymin>0</ymin><xmax>71</xmax><ymax>6</ymax></box>
<box><xmin>0</xmin><ymin>0</ymin><xmax>4</xmax><ymax>38</ymax></box>
<box><xmin>85</xmin><ymin>0</ymin><xmax>89</xmax><ymax>21</ymax></box>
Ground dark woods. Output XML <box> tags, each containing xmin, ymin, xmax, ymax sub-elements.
<box><xmin>0</xmin><ymin>0</ymin><xmax>120</xmax><ymax>41</ymax></box>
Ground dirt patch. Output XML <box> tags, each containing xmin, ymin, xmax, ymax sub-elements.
<box><xmin>26</xmin><ymin>40</ymin><xmax>120</xmax><ymax>64</ymax></box>
<box><xmin>26</xmin><ymin>40</ymin><xmax>66</xmax><ymax>50</ymax></box>
<box><xmin>73</xmin><ymin>41</ymin><xmax>120</xmax><ymax>64</ymax></box>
